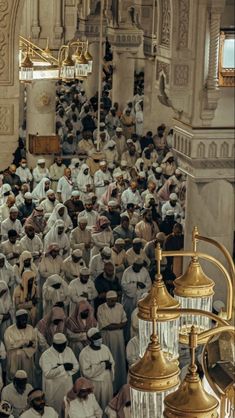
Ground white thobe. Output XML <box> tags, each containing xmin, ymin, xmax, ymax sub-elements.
<box><xmin>15</xmin><ymin>167</ymin><xmax>32</xmax><ymax>184</ymax></box>
<box><xmin>19</xmin><ymin>235</ymin><xmax>43</xmax><ymax>258</ymax></box>
<box><xmin>1</xmin><ymin>239</ymin><xmax>21</xmax><ymax>265</ymax></box>
<box><xmin>121</xmin><ymin>189</ymin><xmax>142</xmax><ymax>209</ymax></box>
<box><xmin>126</xmin><ymin>336</ymin><xmax>140</xmax><ymax>366</ymax></box>
<box><xmin>32</xmin><ymin>166</ymin><xmax>50</xmax><ymax>187</ymax></box>
<box><xmin>94</xmin><ymin>170</ymin><xmax>112</xmax><ymax>199</ymax></box>
<box><xmin>121</xmin><ymin>267</ymin><xmax>151</xmax><ymax>322</ymax></box>
<box><xmin>161</xmin><ymin>201</ymin><xmax>183</xmax><ymax>220</ymax></box>
<box><xmin>0</xmin><ymin>341</ymin><xmax>6</xmax><ymax>390</ymax></box>
<box><xmin>79</xmin><ymin>345</ymin><xmax>115</xmax><ymax>411</ymax></box>
<box><xmin>68</xmin><ymin>278</ymin><xmax>97</xmax><ymax>314</ymax></box>
<box><xmin>39</xmin><ymin>255</ymin><xmax>64</xmax><ymax>280</ymax></box>
<box><xmin>78</xmin><ymin>210</ymin><xmax>99</xmax><ymax>230</ymax></box>
<box><xmin>4</xmin><ymin>324</ymin><xmax>37</xmax><ymax>384</ymax></box>
<box><xmin>0</xmin><ymin>203</ymin><xmax>10</xmax><ymax>222</ymax></box>
<box><xmin>62</xmin><ymin>256</ymin><xmax>86</xmax><ymax>283</ymax></box>
<box><xmin>40</xmin><ymin>346</ymin><xmax>79</xmax><ymax>416</ymax></box>
<box><xmin>63</xmin><ymin>394</ymin><xmax>102</xmax><ymax>418</ymax></box>
<box><xmin>57</xmin><ymin>177</ymin><xmax>73</xmax><ymax>203</ymax></box>
<box><xmin>91</xmin><ymin>230</ymin><xmax>114</xmax><ymax>257</ymax></box>
<box><xmin>89</xmin><ymin>254</ymin><xmax>105</xmax><ymax>281</ymax></box>
<box><xmin>20</xmin><ymin>406</ymin><xmax>58</xmax><ymax>417</ymax></box>
<box><xmin>1</xmin><ymin>382</ymin><xmax>33</xmax><ymax>418</ymax></box>
<box><xmin>1</xmin><ymin>218</ymin><xmax>23</xmax><ymax>241</ymax></box>
<box><xmin>97</xmin><ymin>303</ymin><xmax>127</xmax><ymax>393</ymax></box>
<box><xmin>40</xmin><ymin>198</ymin><xmax>59</xmax><ymax>215</ymax></box>
<box><xmin>42</xmin><ymin>280</ymin><xmax>69</xmax><ymax>315</ymax></box>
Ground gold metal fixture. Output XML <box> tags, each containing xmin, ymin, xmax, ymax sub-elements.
<box><xmin>138</xmin><ymin>243</ymin><xmax>180</xmax><ymax>359</ymax></box>
<box><xmin>163</xmin><ymin>326</ymin><xmax>219</xmax><ymax>417</ymax></box>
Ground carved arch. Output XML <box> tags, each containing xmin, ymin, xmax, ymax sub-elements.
<box><xmin>197</xmin><ymin>142</ymin><xmax>206</xmax><ymax>158</ymax></box>
<box><xmin>220</xmin><ymin>141</ymin><xmax>229</xmax><ymax>158</ymax></box>
<box><xmin>208</xmin><ymin>141</ymin><xmax>217</xmax><ymax>158</ymax></box>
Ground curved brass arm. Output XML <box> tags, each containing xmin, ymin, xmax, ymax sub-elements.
<box><xmin>193</xmin><ymin>226</ymin><xmax>235</xmax><ymax>280</ymax></box>
<box><xmin>161</xmin><ymin>250</ymin><xmax>233</xmax><ymax>321</ymax></box>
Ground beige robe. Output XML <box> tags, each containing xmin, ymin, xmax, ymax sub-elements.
<box><xmin>4</xmin><ymin>324</ymin><xmax>37</xmax><ymax>384</ymax></box>
<box><xmin>97</xmin><ymin>303</ymin><xmax>127</xmax><ymax>393</ymax></box>
<box><xmin>135</xmin><ymin>220</ymin><xmax>159</xmax><ymax>243</ymax></box>
<box><xmin>70</xmin><ymin>227</ymin><xmax>92</xmax><ymax>266</ymax></box>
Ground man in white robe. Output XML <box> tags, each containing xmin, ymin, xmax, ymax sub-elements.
<box><xmin>40</xmin><ymin>189</ymin><xmax>59</xmax><ymax>216</ymax></box>
<box><xmin>97</xmin><ymin>291</ymin><xmax>127</xmax><ymax>393</ymax></box>
<box><xmin>0</xmin><ymin>254</ymin><xmax>15</xmax><ymax>291</ymax></box>
<box><xmin>89</xmin><ymin>247</ymin><xmax>112</xmax><ymax>281</ymax></box>
<box><xmin>161</xmin><ymin>193</ymin><xmax>183</xmax><ymax>220</ymax></box>
<box><xmin>70</xmin><ymin>217</ymin><xmax>92</xmax><ymax>266</ymax></box>
<box><xmin>78</xmin><ymin>199</ymin><xmax>99</xmax><ymax>230</ymax></box>
<box><xmin>57</xmin><ymin>168</ymin><xmax>73</xmax><ymax>204</ymax></box>
<box><xmin>1</xmin><ymin>207</ymin><xmax>23</xmax><ymax>241</ymax></box>
<box><xmin>1</xmin><ymin>370</ymin><xmax>33</xmax><ymax>418</ymax></box>
<box><xmin>121</xmin><ymin>260</ymin><xmax>151</xmax><ymax>339</ymax></box>
<box><xmin>94</xmin><ymin>161</ymin><xmax>112</xmax><ymax>200</ymax></box>
<box><xmin>121</xmin><ymin>182</ymin><xmax>142</xmax><ymax>209</ymax></box>
<box><xmin>32</xmin><ymin>159</ymin><xmax>50</xmax><ymax>188</ymax></box>
<box><xmin>4</xmin><ymin>310</ymin><xmax>37</xmax><ymax>385</ymax></box>
<box><xmin>79</xmin><ymin>327</ymin><xmax>115</xmax><ymax>412</ymax></box>
<box><xmin>68</xmin><ymin>267</ymin><xmax>97</xmax><ymax>314</ymax></box>
<box><xmin>49</xmin><ymin>157</ymin><xmax>66</xmax><ymax>192</ymax></box>
<box><xmin>111</xmin><ymin>127</ymin><xmax>127</xmax><ymax>161</ymax></box>
<box><xmin>1</xmin><ymin>229</ymin><xmax>21</xmax><ymax>266</ymax></box>
<box><xmin>20</xmin><ymin>389</ymin><xmax>58</xmax><ymax>418</ymax></box>
<box><xmin>15</xmin><ymin>159</ymin><xmax>32</xmax><ymax>185</ymax></box>
<box><xmin>62</xmin><ymin>249</ymin><xmax>86</xmax><ymax>283</ymax></box>
<box><xmin>19</xmin><ymin>225</ymin><xmax>43</xmax><ymax>263</ymax></box>
<box><xmin>39</xmin><ymin>333</ymin><xmax>79</xmax><ymax>416</ymax></box>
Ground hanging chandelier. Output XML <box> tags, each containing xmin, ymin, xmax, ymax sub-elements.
<box><xmin>163</xmin><ymin>326</ymin><xmax>219</xmax><ymax>418</ymax></box>
<box><xmin>19</xmin><ymin>36</ymin><xmax>93</xmax><ymax>82</ymax></box>
<box><xmin>159</xmin><ymin>227</ymin><xmax>234</xmax><ymax>344</ymax></box>
<box><xmin>138</xmin><ymin>244</ymin><xmax>180</xmax><ymax>360</ymax></box>
<box><xmin>129</xmin><ymin>301</ymin><xmax>180</xmax><ymax>418</ymax></box>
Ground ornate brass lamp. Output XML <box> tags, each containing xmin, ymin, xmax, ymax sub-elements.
<box><xmin>74</xmin><ymin>50</ymin><xmax>89</xmax><ymax>79</ymax></box>
<box><xmin>163</xmin><ymin>326</ymin><xmax>219</xmax><ymax>418</ymax></box>
<box><xmin>129</xmin><ymin>301</ymin><xmax>180</xmax><ymax>418</ymax></box>
<box><xmin>19</xmin><ymin>49</ymin><xmax>33</xmax><ymax>82</ymax></box>
<box><xmin>159</xmin><ymin>227</ymin><xmax>234</xmax><ymax>344</ymax></box>
<box><xmin>138</xmin><ymin>244</ymin><xmax>180</xmax><ymax>360</ymax></box>
<box><xmin>59</xmin><ymin>46</ymin><xmax>75</xmax><ymax>81</ymax></box>
<box><xmin>84</xmin><ymin>41</ymin><xmax>93</xmax><ymax>73</ymax></box>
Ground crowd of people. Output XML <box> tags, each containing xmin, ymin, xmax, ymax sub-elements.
<box><xmin>0</xmin><ymin>70</ymin><xmax>187</xmax><ymax>418</ymax></box>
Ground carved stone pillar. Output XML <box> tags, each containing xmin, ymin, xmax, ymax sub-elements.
<box><xmin>108</xmin><ymin>27</ymin><xmax>142</xmax><ymax>110</ymax></box>
<box><xmin>207</xmin><ymin>10</ymin><xmax>221</xmax><ymax>89</ymax></box>
<box><xmin>54</xmin><ymin>0</ymin><xmax>63</xmax><ymax>41</ymax></box>
<box><xmin>26</xmin><ymin>80</ymin><xmax>56</xmax><ymax>168</ymax></box>
<box><xmin>83</xmin><ymin>41</ymin><xmax>100</xmax><ymax>99</ymax></box>
<box><xmin>173</xmin><ymin>122</ymin><xmax>234</xmax><ymax>304</ymax></box>
<box><xmin>31</xmin><ymin>0</ymin><xmax>40</xmax><ymax>38</ymax></box>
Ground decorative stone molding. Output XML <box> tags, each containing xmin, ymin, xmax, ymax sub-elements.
<box><xmin>0</xmin><ymin>104</ymin><xmax>14</xmax><ymax>135</ymax></box>
<box><xmin>173</xmin><ymin>124</ymin><xmax>235</xmax><ymax>181</ymax></box>
<box><xmin>178</xmin><ymin>0</ymin><xmax>189</xmax><ymax>49</ymax></box>
<box><xmin>108</xmin><ymin>27</ymin><xmax>142</xmax><ymax>50</ymax></box>
<box><xmin>174</xmin><ymin>64</ymin><xmax>189</xmax><ymax>86</ymax></box>
<box><xmin>160</xmin><ymin>0</ymin><xmax>171</xmax><ymax>48</ymax></box>
<box><xmin>156</xmin><ymin>60</ymin><xmax>170</xmax><ymax>84</ymax></box>
<box><xmin>0</xmin><ymin>0</ymin><xmax>12</xmax><ymax>84</ymax></box>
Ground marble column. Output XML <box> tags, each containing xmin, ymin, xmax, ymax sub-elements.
<box><xmin>184</xmin><ymin>176</ymin><xmax>234</xmax><ymax>305</ymax></box>
<box><xmin>26</xmin><ymin>80</ymin><xmax>56</xmax><ymax>169</ymax></box>
<box><xmin>207</xmin><ymin>11</ymin><xmax>221</xmax><ymax>89</ymax></box>
<box><xmin>83</xmin><ymin>41</ymin><xmax>100</xmax><ymax>99</ymax></box>
<box><xmin>54</xmin><ymin>0</ymin><xmax>63</xmax><ymax>40</ymax></box>
<box><xmin>112</xmin><ymin>49</ymin><xmax>135</xmax><ymax>110</ymax></box>
<box><xmin>31</xmin><ymin>0</ymin><xmax>40</xmax><ymax>38</ymax></box>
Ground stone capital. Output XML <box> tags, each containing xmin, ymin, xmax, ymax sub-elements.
<box><xmin>107</xmin><ymin>26</ymin><xmax>142</xmax><ymax>51</ymax></box>
<box><xmin>173</xmin><ymin>123</ymin><xmax>235</xmax><ymax>182</ymax></box>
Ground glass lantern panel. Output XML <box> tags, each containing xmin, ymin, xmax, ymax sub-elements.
<box><xmin>175</xmin><ymin>295</ymin><xmax>213</xmax><ymax>335</ymax></box>
<box><xmin>131</xmin><ymin>387</ymin><xmax>177</xmax><ymax>418</ymax></box>
<box><xmin>139</xmin><ymin>318</ymin><xmax>179</xmax><ymax>360</ymax></box>
<box><xmin>87</xmin><ymin>60</ymin><xmax>93</xmax><ymax>73</ymax></box>
<box><xmin>61</xmin><ymin>65</ymin><xmax>75</xmax><ymax>80</ymax></box>
<box><xmin>75</xmin><ymin>63</ymin><xmax>88</xmax><ymax>78</ymax></box>
<box><xmin>20</xmin><ymin>68</ymin><xmax>33</xmax><ymax>82</ymax></box>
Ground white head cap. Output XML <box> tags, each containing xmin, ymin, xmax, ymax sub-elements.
<box><xmin>15</xmin><ymin>370</ymin><xmax>27</xmax><ymax>379</ymax></box>
<box><xmin>87</xmin><ymin>327</ymin><xmax>100</xmax><ymax>338</ymax></box>
<box><xmin>156</xmin><ymin>167</ymin><xmax>163</xmax><ymax>173</ymax></box>
<box><xmin>24</xmin><ymin>192</ymin><xmax>32</xmax><ymax>199</ymax></box>
<box><xmin>71</xmin><ymin>190</ymin><xmax>80</xmax><ymax>197</ymax></box>
<box><xmin>37</xmin><ymin>158</ymin><xmax>45</xmax><ymax>164</ymax></box>
<box><xmin>16</xmin><ymin>309</ymin><xmax>28</xmax><ymax>317</ymax></box>
<box><xmin>106</xmin><ymin>290</ymin><xmax>117</xmax><ymax>299</ymax></box>
<box><xmin>116</xmin><ymin>127</ymin><xmax>123</xmax><ymax>132</ymax></box>
<box><xmin>53</xmin><ymin>333</ymin><xmax>67</xmax><ymax>344</ymax></box>
<box><xmin>169</xmin><ymin>193</ymin><xmax>178</xmax><ymax>201</ymax></box>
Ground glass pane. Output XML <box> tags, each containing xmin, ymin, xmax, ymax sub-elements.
<box><xmin>223</xmin><ymin>39</ymin><xmax>235</xmax><ymax>68</ymax></box>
